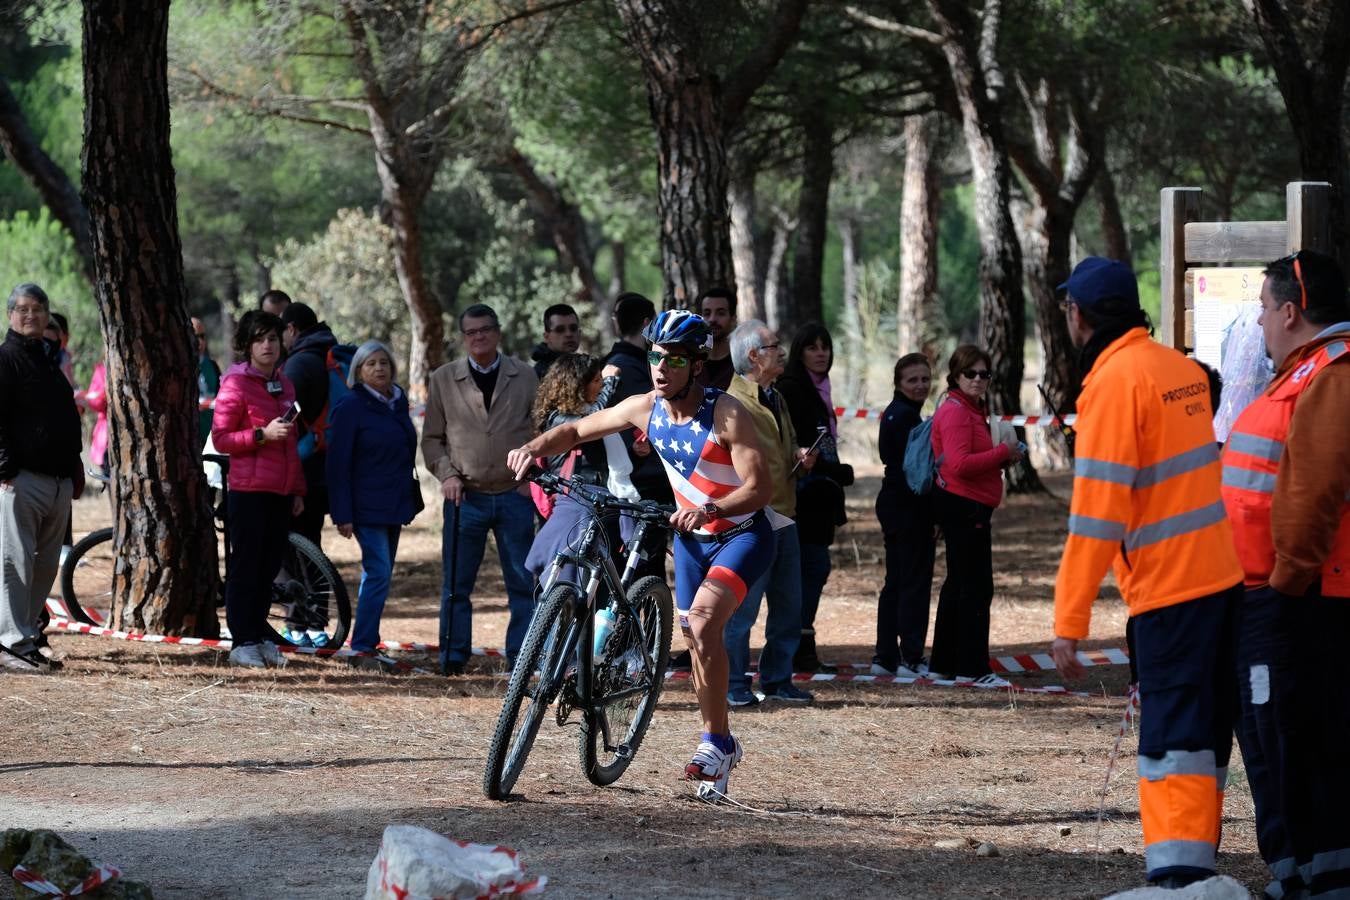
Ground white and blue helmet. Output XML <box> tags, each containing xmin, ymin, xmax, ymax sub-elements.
<box><xmin>642</xmin><ymin>309</ymin><xmax>712</xmax><ymax>355</ymax></box>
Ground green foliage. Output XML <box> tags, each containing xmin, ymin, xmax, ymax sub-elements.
<box><xmin>0</xmin><ymin>208</ymin><xmax>99</xmax><ymax>384</ymax></box>
<box><xmin>267</xmin><ymin>208</ymin><xmax>409</xmax><ymax>362</ymax></box>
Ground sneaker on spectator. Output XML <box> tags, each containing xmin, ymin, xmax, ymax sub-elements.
<box><xmin>258</xmin><ymin>641</ymin><xmax>287</xmax><ymax>668</ymax></box>
<box><xmin>762</xmin><ymin>683</ymin><xmax>814</xmax><ymax>703</ymax></box>
<box><xmin>727</xmin><ymin>687</ymin><xmax>761</xmax><ymax>707</ymax></box>
<box><xmin>283</xmin><ymin>629</ymin><xmax>308</xmax><ymax>647</ymax></box>
<box><xmin>306</xmin><ymin>630</ymin><xmax>329</xmax><ymax>649</ymax></box>
<box><xmin>229</xmin><ymin>643</ymin><xmax>266</xmax><ymax>668</ymax></box>
<box><xmin>1</xmin><ymin>649</ymin><xmax>49</xmax><ymax>674</ymax></box>
<box><xmin>971</xmin><ymin>673</ymin><xmax>1011</xmax><ymax>689</ymax></box>
<box><xmin>896</xmin><ymin>659</ymin><xmax>929</xmax><ymax>678</ymax></box>
<box><xmin>870</xmin><ymin>661</ymin><xmax>897</xmax><ymax>676</ymax></box>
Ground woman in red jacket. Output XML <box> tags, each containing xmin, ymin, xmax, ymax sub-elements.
<box><xmin>211</xmin><ymin>311</ymin><xmax>305</xmax><ymax>669</ymax></box>
<box><xmin>928</xmin><ymin>345</ymin><xmax>1023</xmax><ymax>686</ymax></box>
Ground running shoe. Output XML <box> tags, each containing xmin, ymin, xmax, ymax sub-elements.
<box><xmin>899</xmin><ymin>657</ymin><xmax>930</xmax><ymax>678</ymax></box>
<box><xmin>228</xmin><ymin>643</ymin><xmax>266</xmax><ymax>668</ymax></box>
<box><xmin>870</xmin><ymin>662</ymin><xmax>898</xmax><ymax>677</ymax></box>
<box><xmin>762</xmin><ymin>683</ymin><xmax>814</xmax><ymax>703</ymax></box>
<box><xmin>686</xmin><ymin>736</ymin><xmax>744</xmax><ymax>803</ymax></box>
<box><xmin>258</xmin><ymin>641</ymin><xmax>287</xmax><ymax>668</ymax></box>
<box><xmin>727</xmin><ymin>687</ymin><xmax>761</xmax><ymax>707</ymax></box>
<box><xmin>306</xmin><ymin>630</ymin><xmax>330</xmax><ymax>649</ymax></box>
<box><xmin>970</xmin><ymin>673</ymin><xmax>1011</xmax><ymax>689</ymax></box>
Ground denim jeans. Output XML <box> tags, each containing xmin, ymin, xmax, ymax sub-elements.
<box><xmin>351</xmin><ymin>524</ymin><xmax>401</xmax><ymax>652</ymax></box>
<box><xmin>440</xmin><ymin>489</ymin><xmax>536</xmax><ymax>665</ymax></box>
<box><xmin>798</xmin><ymin>540</ymin><xmax>832</xmax><ymax>631</ymax></box>
<box><xmin>725</xmin><ymin>524</ymin><xmax>802</xmax><ymax>694</ymax></box>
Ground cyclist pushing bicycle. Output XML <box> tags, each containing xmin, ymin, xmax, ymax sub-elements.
<box><xmin>507</xmin><ymin>310</ymin><xmax>776</xmax><ymax>800</ymax></box>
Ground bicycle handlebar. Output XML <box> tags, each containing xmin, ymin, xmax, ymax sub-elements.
<box><xmin>530</xmin><ymin>469</ymin><xmax>674</xmax><ymax>523</ymax></box>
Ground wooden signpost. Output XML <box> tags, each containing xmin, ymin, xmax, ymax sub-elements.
<box><xmin>1159</xmin><ymin>181</ymin><xmax>1332</xmax><ymax>354</ymax></box>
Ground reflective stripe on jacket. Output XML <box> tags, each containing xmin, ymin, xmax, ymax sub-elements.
<box><xmin>1053</xmin><ymin>328</ymin><xmax>1243</xmax><ymax>640</ymax></box>
<box><xmin>1221</xmin><ymin>335</ymin><xmax>1350</xmax><ymax>595</ymax></box>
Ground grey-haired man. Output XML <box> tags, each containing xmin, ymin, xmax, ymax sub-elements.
<box><xmin>0</xmin><ymin>283</ymin><xmax>84</xmax><ymax>672</ymax></box>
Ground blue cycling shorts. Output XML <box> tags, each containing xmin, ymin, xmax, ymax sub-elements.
<box><xmin>671</xmin><ymin>513</ymin><xmax>774</xmax><ymax>624</ymax></box>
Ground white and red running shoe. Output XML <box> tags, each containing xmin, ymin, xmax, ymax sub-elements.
<box><xmin>685</xmin><ymin>736</ymin><xmax>743</xmax><ymax>803</ymax></box>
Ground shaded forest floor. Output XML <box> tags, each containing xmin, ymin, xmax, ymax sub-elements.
<box><xmin>0</xmin><ymin>472</ymin><xmax>1268</xmax><ymax>899</ymax></box>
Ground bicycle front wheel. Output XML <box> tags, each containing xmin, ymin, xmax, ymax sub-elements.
<box><xmin>484</xmin><ymin>583</ymin><xmax>579</xmax><ymax>800</ymax></box>
<box><xmin>579</xmin><ymin>574</ymin><xmax>673</xmax><ymax>787</ymax></box>
<box><xmin>59</xmin><ymin>527</ymin><xmax>114</xmax><ymax>626</ymax></box>
<box><xmin>265</xmin><ymin>533</ymin><xmax>351</xmax><ymax>650</ymax></box>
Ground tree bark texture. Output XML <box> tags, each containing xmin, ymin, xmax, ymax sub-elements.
<box><xmin>1248</xmin><ymin>0</ymin><xmax>1350</xmax><ymax>263</ymax></box>
<box><xmin>728</xmin><ymin>166</ymin><xmax>762</xmax><ymax>321</ymax></box>
<box><xmin>82</xmin><ymin>0</ymin><xmax>219</xmax><ymax>636</ymax></box>
<box><xmin>1096</xmin><ymin>164</ymin><xmax>1132</xmax><ymax>266</ymax></box>
<box><xmin>0</xmin><ymin>77</ymin><xmax>95</xmax><ymax>281</ymax></box>
<box><xmin>613</xmin><ymin>0</ymin><xmax>732</xmax><ymax>308</ymax></box>
<box><xmin>613</xmin><ymin>0</ymin><xmax>807</xmax><ymax>308</ymax></box>
<box><xmin>504</xmin><ymin>146</ymin><xmax>607</xmax><ymax>325</ymax></box>
<box><xmin>927</xmin><ymin>0</ymin><xmax>1039</xmax><ymax>491</ymax></box>
<box><xmin>898</xmin><ymin>113</ymin><xmax>941</xmax><ymax>362</ymax></box>
<box><xmin>790</xmin><ymin>108</ymin><xmax>834</xmax><ymax>331</ymax></box>
<box><xmin>762</xmin><ymin>209</ymin><xmax>795</xmax><ymax>334</ymax></box>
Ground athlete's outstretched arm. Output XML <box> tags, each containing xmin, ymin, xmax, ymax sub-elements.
<box><xmin>506</xmin><ymin>392</ymin><xmax>654</xmax><ymax>479</ymax></box>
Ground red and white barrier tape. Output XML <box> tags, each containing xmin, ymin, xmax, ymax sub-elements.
<box><xmin>46</xmin><ymin>597</ymin><xmax>1128</xmax><ymax>676</ymax></box>
<box><xmin>11</xmin><ymin>862</ymin><xmax>121</xmax><ymax>898</ymax></box>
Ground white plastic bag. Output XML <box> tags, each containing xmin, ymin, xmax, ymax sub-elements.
<box><xmin>365</xmin><ymin>825</ymin><xmax>546</xmax><ymax>900</ymax></box>
<box><xmin>1213</xmin><ymin>305</ymin><xmax>1274</xmax><ymax>442</ymax></box>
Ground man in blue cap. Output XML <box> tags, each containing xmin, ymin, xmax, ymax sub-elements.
<box><xmin>1050</xmin><ymin>257</ymin><xmax>1244</xmax><ymax>889</ymax></box>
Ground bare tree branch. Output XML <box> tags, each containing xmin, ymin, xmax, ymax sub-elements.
<box><xmin>183</xmin><ymin>68</ymin><xmax>373</xmax><ymax>136</ymax></box>
<box><xmin>844</xmin><ymin>5</ymin><xmax>942</xmax><ymax>44</ymax></box>
<box><xmin>722</xmin><ymin>0</ymin><xmax>812</xmax><ymax>126</ymax></box>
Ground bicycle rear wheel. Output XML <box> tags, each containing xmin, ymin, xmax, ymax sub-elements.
<box><xmin>484</xmin><ymin>583</ymin><xmax>579</xmax><ymax>800</ymax></box>
<box><xmin>59</xmin><ymin>527</ymin><xmax>114</xmax><ymax>626</ymax></box>
<box><xmin>265</xmin><ymin>533</ymin><xmax>351</xmax><ymax>650</ymax></box>
<box><xmin>579</xmin><ymin>575</ymin><xmax>673</xmax><ymax>787</ymax></box>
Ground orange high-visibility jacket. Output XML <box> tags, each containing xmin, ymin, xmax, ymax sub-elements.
<box><xmin>1221</xmin><ymin>334</ymin><xmax>1350</xmax><ymax>597</ymax></box>
<box><xmin>1054</xmin><ymin>328</ymin><xmax>1243</xmax><ymax>640</ymax></box>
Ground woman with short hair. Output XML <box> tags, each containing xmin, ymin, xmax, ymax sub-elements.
<box><xmin>927</xmin><ymin>345</ymin><xmax>1024</xmax><ymax>686</ymax></box>
<box><xmin>212</xmin><ymin>310</ymin><xmax>305</xmax><ymax>668</ymax></box>
<box><xmin>325</xmin><ymin>340</ymin><xmax>419</xmax><ymax>659</ymax></box>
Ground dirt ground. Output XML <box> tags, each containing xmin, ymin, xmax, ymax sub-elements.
<box><xmin>0</xmin><ymin>457</ymin><xmax>1268</xmax><ymax>899</ymax></box>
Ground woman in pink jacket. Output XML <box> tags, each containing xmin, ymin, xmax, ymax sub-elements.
<box><xmin>928</xmin><ymin>345</ymin><xmax>1024</xmax><ymax>686</ymax></box>
<box><xmin>211</xmin><ymin>310</ymin><xmax>305</xmax><ymax>669</ymax></box>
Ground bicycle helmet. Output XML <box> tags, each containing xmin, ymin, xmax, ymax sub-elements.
<box><xmin>641</xmin><ymin>309</ymin><xmax>712</xmax><ymax>354</ymax></box>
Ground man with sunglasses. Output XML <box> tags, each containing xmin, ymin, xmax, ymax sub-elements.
<box><xmin>531</xmin><ymin>302</ymin><xmax>581</xmax><ymax>377</ymax></box>
<box><xmin>1050</xmin><ymin>257</ymin><xmax>1243</xmax><ymax>889</ymax></box>
<box><xmin>507</xmin><ymin>309</ymin><xmax>775</xmax><ymax>802</ymax></box>
<box><xmin>1220</xmin><ymin>249</ymin><xmax>1350</xmax><ymax>899</ymax></box>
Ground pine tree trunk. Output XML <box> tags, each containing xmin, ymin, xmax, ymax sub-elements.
<box><xmin>1097</xmin><ymin>165</ymin><xmax>1132</xmax><ymax>266</ymax></box>
<box><xmin>1018</xmin><ymin>199</ymin><xmax>1077</xmax><ymax>470</ymax></box>
<box><xmin>371</xmin><ymin>122</ymin><xmax>443</xmax><ymax>400</ymax></box>
<box><xmin>898</xmin><ymin>113</ymin><xmax>941</xmax><ymax>361</ymax></box>
<box><xmin>763</xmin><ymin>211</ymin><xmax>795</xmax><ymax>333</ymax></box>
<box><xmin>839</xmin><ymin>216</ymin><xmax>863</xmax><ymax>401</ymax></box>
<box><xmin>82</xmin><ymin>0</ymin><xmax>219</xmax><ymax>636</ymax></box>
<box><xmin>614</xmin><ymin>0</ymin><xmax>733</xmax><ymax>308</ymax></box>
<box><xmin>790</xmin><ymin>111</ymin><xmax>834</xmax><ymax>330</ymax></box>
<box><xmin>928</xmin><ymin>0</ymin><xmax>1039</xmax><ymax>491</ymax></box>
<box><xmin>729</xmin><ymin>167</ymin><xmax>762</xmax><ymax>321</ymax></box>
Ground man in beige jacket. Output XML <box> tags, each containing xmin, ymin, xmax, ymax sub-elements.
<box><xmin>422</xmin><ymin>303</ymin><xmax>539</xmax><ymax>675</ymax></box>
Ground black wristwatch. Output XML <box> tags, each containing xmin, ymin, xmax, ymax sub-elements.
<box><xmin>253</xmin><ymin>427</ymin><xmax>266</xmax><ymax>445</ymax></box>
<box><xmin>702</xmin><ymin>502</ymin><xmax>719</xmax><ymax>521</ymax></box>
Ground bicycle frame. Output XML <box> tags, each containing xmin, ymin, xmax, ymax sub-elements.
<box><xmin>534</xmin><ymin>483</ymin><xmax>669</xmax><ymax>749</ymax></box>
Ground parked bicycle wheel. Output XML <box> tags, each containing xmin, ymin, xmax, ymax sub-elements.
<box><xmin>265</xmin><ymin>533</ymin><xmax>351</xmax><ymax>650</ymax></box>
<box><xmin>59</xmin><ymin>526</ymin><xmax>114</xmax><ymax>626</ymax></box>
<box><xmin>579</xmin><ymin>575</ymin><xmax>673</xmax><ymax>786</ymax></box>
<box><xmin>484</xmin><ymin>583</ymin><xmax>580</xmax><ymax>800</ymax></box>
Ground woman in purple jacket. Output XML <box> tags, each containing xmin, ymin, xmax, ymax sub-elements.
<box><xmin>325</xmin><ymin>341</ymin><xmax>419</xmax><ymax>659</ymax></box>
<box><xmin>212</xmin><ymin>311</ymin><xmax>306</xmax><ymax>668</ymax></box>
<box><xmin>927</xmin><ymin>345</ymin><xmax>1023</xmax><ymax>686</ymax></box>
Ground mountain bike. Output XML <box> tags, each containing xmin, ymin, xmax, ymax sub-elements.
<box><xmin>483</xmin><ymin>472</ymin><xmax>674</xmax><ymax>800</ymax></box>
<box><xmin>59</xmin><ymin>454</ymin><xmax>350</xmax><ymax>648</ymax></box>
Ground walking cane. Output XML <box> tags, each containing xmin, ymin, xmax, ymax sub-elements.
<box><xmin>439</xmin><ymin>496</ymin><xmax>460</xmax><ymax>676</ymax></box>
